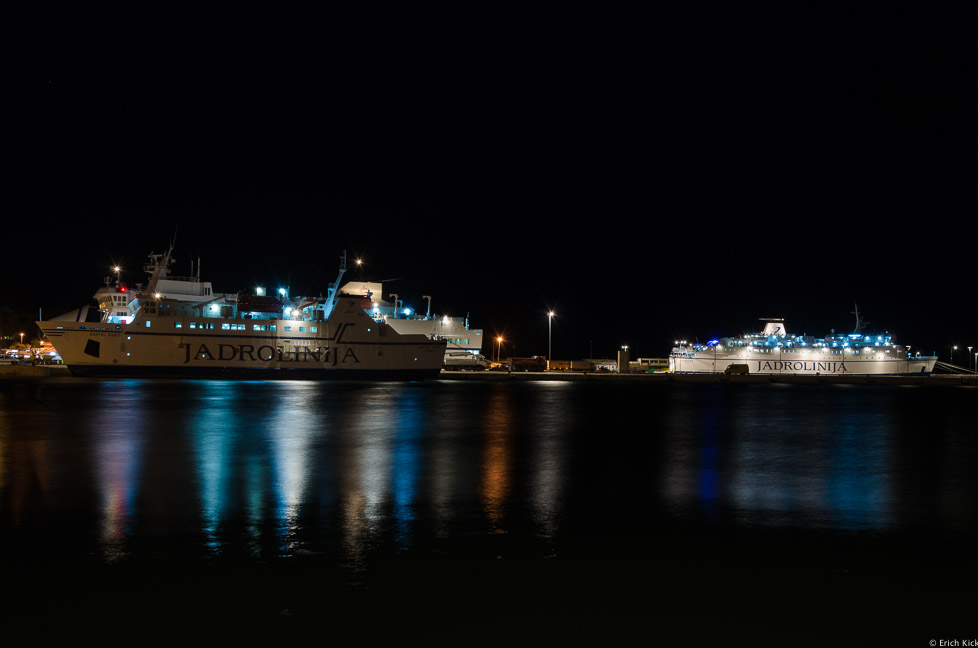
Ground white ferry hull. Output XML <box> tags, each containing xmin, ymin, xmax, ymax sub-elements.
<box><xmin>38</xmin><ymin>298</ymin><xmax>446</xmax><ymax>380</ymax></box>
<box><xmin>669</xmin><ymin>355</ymin><xmax>937</xmax><ymax>376</ymax></box>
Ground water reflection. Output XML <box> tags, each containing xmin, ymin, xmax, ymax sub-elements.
<box><xmin>3</xmin><ymin>380</ymin><xmax>977</xmax><ymax>569</ymax></box>
<box><xmin>527</xmin><ymin>382</ymin><xmax>570</xmax><ymax>545</ymax></box>
<box><xmin>662</xmin><ymin>386</ymin><xmax>903</xmax><ymax>531</ymax></box>
<box><xmin>93</xmin><ymin>380</ymin><xmax>146</xmax><ymax>562</ymax></box>
<box><xmin>481</xmin><ymin>386</ymin><xmax>513</xmax><ymax>534</ymax></box>
<box><xmin>269</xmin><ymin>383</ymin><xmax>318</xmax><ymax>553</ymax></box>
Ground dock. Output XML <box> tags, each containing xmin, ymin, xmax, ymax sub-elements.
<box><xmin>2</xmin><ymin>364</ymin><xmax>975</xmax><ymax>385</ymax></box>
<box><xmin>439</xmin><ymin>370</ymin><xmax>978</xmax><ymax>386</ymax></box>
<box><xmin>0</xmin><ymin>364</ymin><xmax>71</xmax><ymax>379</ymax></box>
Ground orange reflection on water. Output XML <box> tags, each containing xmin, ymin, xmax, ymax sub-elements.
<box><xmin>481</xmin><ymin>387</ymin><xmax>514</xmax><ymax>534</ymax></box>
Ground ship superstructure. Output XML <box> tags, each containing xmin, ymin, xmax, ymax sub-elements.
<box><xmin>38</xmin><ymin>249</ymin><xmax>446</xmax><ymax>379</ymax></box>
<box><xmin>340</xmin><ymin>280</ymin><xmax>484</xmax><ymax>366</ymax></box>
<box><xmin>669</xmin><ymin>309</ymin><xmax>937</xmax><ymax>375</ymax></box>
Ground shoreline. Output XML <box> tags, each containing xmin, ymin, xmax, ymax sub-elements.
<box><xmin>439</xmin><ymin>370</ymin><xmax>978</xmax><ymax>386</ymax></box>
<box><xmin>3</xmin><ymin>364</ymin><xmax>976</xmax><ymax>386</ymax></box>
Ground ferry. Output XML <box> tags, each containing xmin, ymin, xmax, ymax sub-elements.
<box><xmin>37</xmin><ymin>249</ymin><xmax>446</xmax><ymax>379</ymax></box>
<box><xmin>669</xmin><ymin>309</ymin><xmax>937</xmax><ymax>376</ymax></box>
<box><xmin>339</xmin><ymin>280</ymin><xmax>485</xmax><ymax>368</ymax></box>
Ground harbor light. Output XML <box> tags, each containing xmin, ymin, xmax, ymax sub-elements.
<box><xmin>548</xmin><ymin>311</ymin><xmax>555</xmax><ymax>364</ymax></box>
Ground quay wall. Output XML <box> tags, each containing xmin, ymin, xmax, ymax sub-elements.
<box><xmin>1</xmin><ymin>364</ymin><xmax>974</xmax><ymax>386</ymax></box>
<box><xmin>439</xmin><ymin>370</ymin><xmax>978</xmax><ymax>386</ymax></box>
<box><xmin>0</xmin><ymin>364</ymin><xmax>71</xmax><ymax>379</ymax></box>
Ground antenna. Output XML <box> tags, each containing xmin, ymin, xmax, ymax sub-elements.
<box><xmin>851</xmin><ymin>304</ymin><xmax>868</xmax><ymax>334</ymax></box>
<box><xmin>422</xmin><ymin>295</ymin><xmax>432</xmax><ymax>319</ymax></box>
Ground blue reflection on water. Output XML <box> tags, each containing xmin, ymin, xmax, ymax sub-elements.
<box><xmin>826</xmin><ymin>418</ymin><xmax>892</xmax><ymax>530</ymax></box>
<box><xmin>3</xmin><ymin>379</ymin><xmax>975</xmax><ymax>571</ymax></box>
<box><xmin>192</xmin><ymin>382</ymin><xmax>236</xmax><ymax>553</ymax></box>
<box><xmin>391</xmin><ymin>392</ymin><xmax>423</xmax><ymax>549</ymax></box>
<box><xmin>698</xmin><ymin>390</ymin><xmax>720</xmax><ymax>518</ymax></box>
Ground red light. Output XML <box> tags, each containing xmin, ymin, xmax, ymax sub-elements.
<box><xmin>120</xmin><ymin>287</ymin><xmax>126</xmax><ymax>292</ymax></box>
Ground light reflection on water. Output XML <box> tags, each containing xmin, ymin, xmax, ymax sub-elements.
<box><xmin>1</xmin><ymin>380</ymin><xmax>977</xmax><ymax>569</ymax></box>
<box><xmin>93</xmin><ymin>380</ymin><xmax>146</xmax><ymax>562</ymax></box>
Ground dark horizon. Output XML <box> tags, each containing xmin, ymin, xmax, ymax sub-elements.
<box><xmin>4</xmin><ymin>21</ymin><xmax>973</xmax><ymax>361</ymax></box>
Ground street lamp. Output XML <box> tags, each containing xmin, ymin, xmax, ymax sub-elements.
<box><xmin>547</xmin><ymin>311</ymin><xmax>555</xmax><ymax>369</ymax></box>
<box><xmin>496</xmin><ymin>336</ymin><xmax>503</xmax><ymax>363</ymax></box>
<box><xmin>951</xmin><ymin>345</ymin><xmax>958</xmax><ymax>367</ymax></box>
<box><xmin>969</xmin><ymin>346</ymin><xmax>973</xmax><ymax>372</ymax></box>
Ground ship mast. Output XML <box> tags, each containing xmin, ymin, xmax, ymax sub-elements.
<box><xmin>851</xmin><ymin>304</ymin><xmax>868</xmax><ymax>334</ymax></box>
<box><xmin>322</xmin><ymin>250</ymin><xmax>348</xmax><ymax>319</ymax></box>
<box><xmin>144</xmin><ymin>245</ymin><xmax>174</xmax><ymax>297</ymax></box>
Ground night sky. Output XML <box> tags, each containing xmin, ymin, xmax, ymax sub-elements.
<box><xmin>5</xmin><ymin>18</ymin><xmax>973</xmax><ymax>361</ymax></box>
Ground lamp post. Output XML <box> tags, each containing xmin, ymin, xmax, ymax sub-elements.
<box><xmin>969</xmin><ymin>346</ymin><xmax>973</xmax><ymax>373</ymax></box>
<box><xmin>548</xmin><ymin>311</ymin><xmax>555</xmax><ymax>369</ymax></box>
<box><xmin>496</xmin><ymin>336</ymin><xmax>503</xmax><ymax>363</ymax></box>
<box><xmin>951</xmin><ymin>345</ymin><xmax>958</xmax><ymax>368</ymax></box>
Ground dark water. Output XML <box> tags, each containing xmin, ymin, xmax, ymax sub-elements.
<box><xmin>2</xmin><ymin>378</ymin><xmax>977</xmax><ymax>645</ymax></box>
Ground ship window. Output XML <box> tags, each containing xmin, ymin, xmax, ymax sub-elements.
<box><xmin>222</xmin><ymin>323</ymin><xmax>230</xmax><ymax>330</ymax></box>
<box><xmin>146</xmin><ymin>321</ymin><xmax>151</xmax><ymax>327</ymax></box>
<box><xmin>284</xmin><ymin>326</ymin><xmax>291</xmax><ymax>332</ymax></box>
<box><xmin>270</xmin><ymin>325</ymin><xmax>275</xmax><ymax>331</ymax></box>
<box><xmin>174</xmin><ymin>322</ymin><xmax>182</xmax><ymax>328</ymax></box>
<box><xmin>311</xmin><ymin>327</ymin><xmax>317</xmax><ymax>333</ymax></box>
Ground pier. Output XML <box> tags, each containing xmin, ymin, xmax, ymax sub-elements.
<box><xmin>439</xmin><ymin>370</ymin><xmax>978</xmax><ymax>386</ymax></box>
<box><xmin>2</xmin><ymin>364</ymin><xmax>976</xmax><ymax>385</ymax></box>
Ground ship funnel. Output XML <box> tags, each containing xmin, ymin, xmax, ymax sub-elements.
<box><xmin>761</xmin><ymin>319</ymin><xmax>787</xmax><ymax>337</ymax></box>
